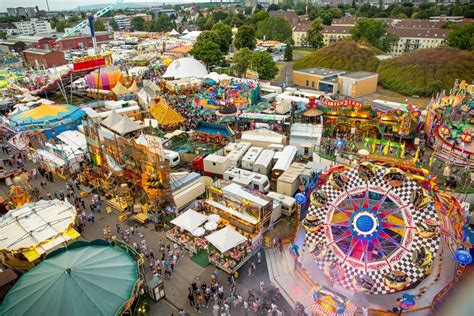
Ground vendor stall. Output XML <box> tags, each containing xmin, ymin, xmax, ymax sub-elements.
<box><xmin>206</xmin><ymin>226</ymin><xmax>252</xmax><ymax>273</ymax></box>
<box><xmin>167</xmin><ymin>209</ymin><xmax>208</xmax><ymax>253</ymax></box>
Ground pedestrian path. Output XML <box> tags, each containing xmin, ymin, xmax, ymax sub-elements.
<box><xmin>265</xmin><ymin>247</ymin><xmax>314</xmax><ymax>309</ymax></box>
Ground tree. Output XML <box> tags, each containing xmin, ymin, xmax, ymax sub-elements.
<box><xmin>351</xmin><ymin>18</ymin><xmax>388</xmax><ymax>51</ymax></box>
<box><xmin>0</xmin><ymin>31</ymin><xmax>7</xmax><ymax>40</ymax></box>
<box><xmin>284</xmin><ymin>40</ymin><xmax>293</xmax><ymax>61</ymax></box>
<box><xmin>251</xmin><ymin>10</ymin><xmax>269</xmax><ymax>24</ymax></box>
<box><xmin>249</xmin><ymin>51</ymin><xmax>278</xmax><ymax>80</ymax></box>
<box><xmin>234</xmin><ymin>25</ymin><xmax>257</xmax><ymax>50</ymax></box>
<box><xmin>93</xmin><ymin>19</ymin><xmax>106</xmax><ymax>32</ymax></box>
<box><xmin>256</xmin><ymin>17</ymin><xmax>292</xmax><ymax>42</ymax></box>
<box><xmin>132</xmin><ymin>16</ymin><xmax>145</xmax><ymax>31</ymax></box>
<box><xmin>190</xmin><ymin>40</ymin><xmax>223</xmax><ymax>69</ymax></box>
<box><xmin>197</xmin><ymin>30</ymin><xmax>220</xmax><ymax>43</ymax></box>
<box><xmin>144</xmin><ymin>20</ymin><xmax>154</xmax><ymax>32</ymax></box>
<box><xmin>109</xmin><ymin>19</ymin><xmax>119</xmax><ymax>31</ymax></box>
<box><xmin>195</xmin><ymin>16</ymin><xmax>207</xmax><ymax>30</ymax></box>
<box><xmin>232</xmin><ymin>48</ymin><xmax>252</xmax><ymax>77</ymax></box>
<box><xmin>203</xmin><ymin>16</ymin><xmax>215</xmax><ymax>30</ymax></box>
<box><xmin>212</xmin><ymin>23</ymin><xmax>233</xmax><ymax>54</ymax></box>
<box><xmin>55</xmin><ymin>20</ymin><xmax>69</xmax><ymax>32</ymax></box>
<box><xmin>154</xmin><ymin>14</ymin><xmax>174</xmax><ymax>32</ymax></box>
<box><xmin>307</xmin><ymin>18</ymin><xmax>324</xmax><ymax>49</ymax></box>
<box><xmin>281</xmin><ymin>0</ymin><xmax>293</xmax><ymax>11</ymax></box>
<box><xmin>446</xmin><ymin>23</ymin><xmax>474</xmax><ymax>50</ymax></box>
<box><xmin>267</xmin><ymin>4</ymin><xmax>281</xmax><ymax>12</ymax></box>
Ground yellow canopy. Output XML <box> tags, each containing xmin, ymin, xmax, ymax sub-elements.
<box><xmin>149</xmin><ymin>99</ymin><xmax>185</xmax><ymax>127</ymax></box>
<box><xmin>23</xmin><ymin>249</ymin><xmax>41</xmax><ymax>262</ymax></box>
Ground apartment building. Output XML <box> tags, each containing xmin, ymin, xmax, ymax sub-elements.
<box><xmin>292</xmin><ymin>21</ymin><xmax>312</xmax><ymax>48</ymax></box>
<box><xmin>388</xmin><ymin>27</ymin><xmax>449</xmax><ymax>56</ymax></box>
<box><xmin>321</xmin><ymin>25</ymin><xmax>353</xmax><ymax>46</ymax></box>
<box><xmin>113</xmin><ymin>15</ymin><xmax>132</xmax><ymax>30</ymax></box>
<box><xmin>13</xmin><ymin>19</ymin><xmax>52</xmax><ymax>35</ymax></box>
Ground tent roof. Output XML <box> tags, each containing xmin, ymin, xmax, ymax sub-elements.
<box><xmin>170</xmin><ymin>209</ymin><xmax>207</xmax><ymax>233</ymax></box>
<box><xmin>56</xmin><ymin>130</ymin><xmax>87</xmax><ymax>151</ymax></box>
<box><xmin>110</xmin><ymin>115</ymin><xmax>142</xmax><ymax>135</ymax></box>
<box><xmin>169</xmin><ymin>29</ymin><xmax>180</xmax><ymax>35</ymax></box>
<box><xmin>149</xmin><ymin>99</ymin><xmax>185</xmax><ymax>127</ymax></box>
<box><xmin>1</xmin><ymin>243</ymin><xmax>139</xmax><ymax>316</ymax></box>
<box><xmin>134</xmin><ymin>132</ymin><xmax>149</xmax><ymax>147</ymax></box>
<box><xmin>0</xmin><ymin>199</ymin><xmax>76</xmax><ymax>253</ymax></box>
<box><xmin>182</xmin><ymin>29</ymin><xmax>190</xmax><ymax>34</ymax></box>
<box><xmin>101</xmin><ymin>110</ymin><xmax>123</xmax><ymax>128</ymax></box>
<box><xmin>9</xmin><ymin>104</ymin><xmax>83</xmax><ymax>126</ymax></box>
<box><xmin>162</xmin><ymin>57</ymin><xmax>208</xmax><ymax>79</ymax></box>
<box><xmin>112</xmin><ymin>81</ymin><xmax>128</xmax><ymax>95</ymax></box>
<box><xmin>205</xmin><ymin>226</ymin><xmax>246</xmax><ymax>253</ymax></box>
<box><xmin>127</xmin><ymin>81</ymin><xmax>139</xmax><ymax>93</ymax></box>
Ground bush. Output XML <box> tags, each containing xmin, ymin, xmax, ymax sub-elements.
<box><xmin>293</xmin><ymin>40</ymin><xmax>380</xmax><ymax>72</ymax></box>
<box><xmin>378</xmin><ymin>47</ymin><xmax>474</xmax><ymax>96</ymax></box>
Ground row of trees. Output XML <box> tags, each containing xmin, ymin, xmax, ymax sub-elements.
<box><xmin>131</xmin><ymin>15</ymin><xmax>175</xmax><ymax>32</ymax></box>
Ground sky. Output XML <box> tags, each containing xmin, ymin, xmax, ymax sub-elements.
<box><xmin>0</xmin><ymin>0</ymin><xmax>186</xmax><ymax>12</ymax></box>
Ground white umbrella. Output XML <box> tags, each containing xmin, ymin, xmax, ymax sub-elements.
<box><xmin>208</xmin><ymin>214</ymin><xmax>220</xmax><ymax>223</ymax></box>
<box><xmin>358</xmin><ymin>149</ymin><xmax>370</xmax><ymax>156</ymax></box>
<box><xmin>204</xmin><ymin>221</ymin><xmax>218</xmax><ymax>231</ymax></box>
<box><xmin>192</xmin><ymin>227</ymin><xmax>206</xmax><ymax>237</ymax></box>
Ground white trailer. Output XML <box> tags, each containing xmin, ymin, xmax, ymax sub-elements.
<box><xmin>253</xmin><ymin>149</ymin><xmax>274</xmax><ymax>176</ymax></box>
<box><xmin>272</xmin><ymin>145</ymin><xmax>297</xmax><ymax>180</ymax></box>
<box><xmin>203</xmin><ymin>154</ymin><xmax>230</xmax><ymax>178</ymax></box>
<box><xmin>266</xmin><ymin>191</ymin><xmax>296</xmax><ymax>216</ymax></box>
<box><xmin>242</xmin><ymin>146</ymin><xmax>263</xmax><ymax>171</ymax></box>
<box><xmin>223</xmin><ymin>167</ymin><xmax>271</xmax><ymax>192</ymax></box>
<box><xmin>163</xmin><ymin>149</ymin><xmax>181</xmax><ymax>167</ymax></box>
<box><xmin>226</xmin><ymin>142</ymin><xmax>251</xmax><ymax>168</ymax></box>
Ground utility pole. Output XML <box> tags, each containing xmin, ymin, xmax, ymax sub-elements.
<box><xmin>45</xmin><ymin>0</ymin><xmax>50</xmax><ymax>12</ymax></box>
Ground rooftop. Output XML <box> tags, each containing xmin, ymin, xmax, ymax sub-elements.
<box><xmin>293</xmin><ymin>21</ymin><xmax>313</xmax><ymax>32</ymax></box>
<box><xmin>294</xmin><ymin>67</ymin><xmax>345</xmax><ymax>78</ymax></box>
<box><xmin>322</xmin><ymin>25</ymin><xmax>353</xmax><ymax>34</ymax></box>
<box><xmin>387</xmin><ymin>27</ymin><xmax>449</xmax><ymax>38</ymax></box>
<box><xmin>340</xmin><ymin>71</ymin><xmax>377</xmax><ymax>80</ymax></box>
<box><xmin>22</xmin><ymin>47</ymin><xmax>53</xmax><ymax>55</ymax></box>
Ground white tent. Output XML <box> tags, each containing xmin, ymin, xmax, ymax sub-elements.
<box><xmin>109</xmin><ymin>115</ymin><xmax>142</xmax><ymax>135</ymax></box>
<box><xmin>169</xmin><ymin>29</ymin><xmax>180</xmax><ymax>36</ymax></box>
<box><xmin>205</xmin><ymin>226</ymin><xmax>247</xmax><ymax>253</ymax></box>
<box><xmin>56</xmin><ymin>130</ymin><xmax>87</xmax><ymax>151</ymax></box>
<box><xmin>163</xmin><ymin>57</ymin><xmax>208</xmax><ymax>79</ymax></box>
<box><xmin>101</xmin><ymin>110</ymin><xmax>123</xmax><ymax>128</ymax></box>
<box><xmin>10</xmin><ymin>104</ymin><xmax>30</xmax><ymax>115</ymax></box>
<box><xmin>35</xmin><ymin>149</ymin><xmax>66</xmax><ymax>167</ymax></box>
<box><xmin>170</xmin><ymin>209</ymin><xmax>207</xmax><ymax>233</ymax></box>
<box><xmin>182</xmin><ymin>29</ymin><xmax>190</xmax><ymax>34</ymax></box>
<box><xmin>0</xmin><ymin>199</ymin><xmax>77</xmax><ymax>255</ymax></box>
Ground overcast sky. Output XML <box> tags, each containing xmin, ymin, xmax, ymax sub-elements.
<box><xmin>0</xmin><ymin>1</ymin><xmax>188</xmax><ymax>12</ymax></box>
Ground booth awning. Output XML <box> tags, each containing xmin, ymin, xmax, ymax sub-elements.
<box><xmin>205</xmin><ymin>226</ymin><xmax>247</xmax><ymax>253</ymax></box>
<box><xmin>170</xmin><ymin>209</ymin><xmax>207</xmax><ymax>233</ymax></box>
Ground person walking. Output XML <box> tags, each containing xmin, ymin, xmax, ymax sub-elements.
<box><xmin>188</xmin><ymin>290</ymin><xmax>195</xmax><ymax>307</ymax></box>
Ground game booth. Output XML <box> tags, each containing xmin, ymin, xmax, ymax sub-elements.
<box><xmin>0</xmin><ymin>199</ymin><xmax>79</xmax><ymax>270</ymax></box>
<box><xmin>191</xmin><ymin>121</ymin><xmax>236</xmax><ymax>148</ymax></box>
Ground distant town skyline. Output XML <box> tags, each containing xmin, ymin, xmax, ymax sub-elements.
<box><xmin>0</xmin><ymin>0</ymin><xmax>193</xmax><ymax>12</ymax></box>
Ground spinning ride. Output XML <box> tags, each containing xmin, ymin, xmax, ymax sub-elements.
<box><xmin>305</xmin><ymin>164</ymin><xmax>442</xmax><ymax>294</ymax></box>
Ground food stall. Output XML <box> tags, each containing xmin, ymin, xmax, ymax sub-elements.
<box><xmin>205</xmin><ymin>226</ymin><xmax>252</xmax><ymax>274</ymax></box>
<box><xmin>166</xmin><ymin>209</ymin><xmax>208</xmax><ymax>254</ymax></box>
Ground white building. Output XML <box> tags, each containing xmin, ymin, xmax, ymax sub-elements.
<box><xmin>388</xmin><ymin>27</ymin><xmax>449</xmax><ymax>56</ymax></box>
<box><xmin>13</xmin><ymin>19</ymin><xmax>52</xmax><ymax>35</ymax></box>
<box><xmin>113</xmin><ymin>15</ymin><xmax>131</xmax><ymax>30</ymax></box>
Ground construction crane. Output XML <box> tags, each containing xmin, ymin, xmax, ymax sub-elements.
<box><xmin>56</xmin><ymin>0</ymin><xmax>124</xmax><ymax>42</ymax></box>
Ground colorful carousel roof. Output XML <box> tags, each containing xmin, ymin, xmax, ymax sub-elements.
<box><xmin>305</xmin><ymin>164</ymin><xmax>442</xmax><ymax>295</ymax></box>
<box><xmin>1</xmin><ymin>241</ymin><xmax>139</xmax><ymax>316</ymax></box>
<box><xmin>8</xmin><ymin>104</ymin><xmax>84</xmax><ymax>127</ymax></box>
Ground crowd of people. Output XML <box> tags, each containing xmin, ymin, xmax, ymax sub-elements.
<box><xmin>183</xmin><ymin>269</ymin><xmax>287</xmax><ymax>316</ymax></box>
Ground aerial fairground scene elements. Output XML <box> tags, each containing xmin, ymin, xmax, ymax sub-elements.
<box><xmin>0</xmin><ymin>0</ymin><xmax>473</xmax><ymax>315</ymax></box>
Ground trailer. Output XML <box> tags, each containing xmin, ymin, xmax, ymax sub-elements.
<box><xmin>241</xmin><ymin>146</ymin><xmax>263</xmax><ymax>171</ymax></box>
<box><xmin>253</xmin><ymin>149</ymin><xmax>274</xmax><ymax>176</ymax></box>
<box><xmin>223</xmin><ymin>167</ymin><xmax>271</xmax><ymax>192</ymax></box>
<box><xmin>266</xmin><ymin>191</ymin><xmax>296</xmax><ymax>216</ymax></box>
<box><xmin>276</xmin><ymin>162</ymin><xmax>306</xmax><ymax>196</ymax></box>
<box><xmin>226</xmin><ymin>142</ymin><xmax>251</xmax><ymax>168</ymax></box>
<box><xmin>203</xmin><ymin>154</ymin><xmax>230</xmax><ymax>178</ymax></box>
<box><xmin>272</xmin><ymin>145</ymin><xmax>297</xmax><ymax>180</ymax></box>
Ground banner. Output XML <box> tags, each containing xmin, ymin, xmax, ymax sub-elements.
<box><xmin>320</xmin><ymin>96</ymin><xmax>363</xmax><ymax>109</ymax></box>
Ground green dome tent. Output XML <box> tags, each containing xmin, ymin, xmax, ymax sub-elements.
<box><xmin>1</xmin><ymin>240</ymin><xmax>140</xmax><ymax>316</ymax></box>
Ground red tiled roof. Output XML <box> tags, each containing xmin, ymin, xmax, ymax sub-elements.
<box><xmin>387</xmin><ymin>27</ymin><xmax>449</xmax><ymax>38</ymax></box>
<box><xmin>322</xmin><ymin>25</ymin><xmax>353</xmax><ymax>34</ymax></box>
<box><xmin>293</xmin><ymin>21</ymin><xmax>313</xmax><ymax>32</ymax></box>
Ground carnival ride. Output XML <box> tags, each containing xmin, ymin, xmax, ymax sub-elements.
<box><xmin>303</xmin><ymin>162</ymin><xmax>466</xmax><ymax>298</ymax></box>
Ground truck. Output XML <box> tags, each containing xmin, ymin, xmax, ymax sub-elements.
<box><xmin>203</xmin><ymin>154</ymin><xmax>231</xmax><ymax>178</ymax></box>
